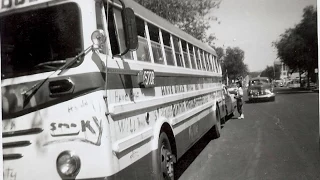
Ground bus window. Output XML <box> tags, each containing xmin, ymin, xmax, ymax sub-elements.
<box><xmin>199</xmin><ymin>49</ymin><xmax>206</xmax><ymax>71</ymax></box>
<box><xmin>204</xmin><ymin>52</ymin><xmax>211</xmax><ymax>71</ymax></box>
<box><xmin>213</xmin><ymin>56</ymin><xmax>219</xmax><ymax>73</ymax></box>
<box><xmin>112</xmin><ymin>8</ymin><xmax>134</xmax><ymax>59</ymax></box>
<box><xmin>172</xmin><ymin>36</ymin><xmax>183</xmax><ymax>67</ymax></box>
<box><xmin>209</xmin><ymin>54</ymin><xmax>215</xmax><ymax>72</ymax></box>
<box><xmin>148</xmin><ymin>23</ymin><xmax>164</xmax><ymax>64</ymax></box>
<box><xmin>214</xmin><ymin>56</ymin><xmax>219</xmax><ymax>73</ymax></box>
<box><xmin>161</xmin><ymin>30</ymin><xmax>175</xmax><ymax>66</ymax></box>
<box><xmin>188</xmin><ymin>44</ymin><xmax>196</xmax><ymax>69</ymax></box>
<box><xmin>135</xmin><ymin>17</ymin><xmax>151</xmax><ymax>62</ymax></box>
<box><xmin>195</xmin><ymin>47</ymin><xmax>201</xmax><ymax>70</ymax></box>
<box><xmin>181</xmin><ymin>40</ymin><xmax>190</xmax><ymax>68</ymax></box>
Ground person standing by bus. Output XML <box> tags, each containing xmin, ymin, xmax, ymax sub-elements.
<box><xmin>235</xmin><ymin>81</ymin><xmax>244</xmax><ymax>119</ymax></box>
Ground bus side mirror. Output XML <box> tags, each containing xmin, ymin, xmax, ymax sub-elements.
<box><xmin>122</xmin><ymin>8</ymin><xmax>138</xmax><ymax>51</ymax></box>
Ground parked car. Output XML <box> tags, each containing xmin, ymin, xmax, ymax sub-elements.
<box><xmin>222</xmin><ymin>85</ymin><xmax>237</xmax><ymax>120</ymax></box>
<box><xmin>247</xmin><ymin>77</ymin><xmax>275</xmax><ymax>102</ymax></box>
<box><xmin>227</xmin><ymin>83</ymin><xmax>238</xmax><ymax>94</ymax></box>
<box><xmin>274</xmin><ymin>80</ymin><xmax>283</xmax><ymax>87</ymax></box>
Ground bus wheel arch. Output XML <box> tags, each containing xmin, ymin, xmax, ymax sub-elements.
<box><xmin>151</xmin><ymin>119</ymin><xmax>177</xmax><ymax>180</ymax></box>
<box><xmin>210</xmin><ymin>102</ymin><xmax>221</xmax><ymax>139</ymax></box>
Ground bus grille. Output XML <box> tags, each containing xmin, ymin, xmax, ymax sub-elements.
<box><xmin>2</xmin><ymin>128</ymin><xmax>43</xmax><ymax>161</ymax></box>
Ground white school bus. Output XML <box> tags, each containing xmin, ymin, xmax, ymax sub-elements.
<box><xmin>1</xmin><ymin>0</ymin><xmax>226</xmax><ymax>179</ymax></box>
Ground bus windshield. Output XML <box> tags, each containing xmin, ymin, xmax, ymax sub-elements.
<box><xmin>1</xmin><ymin>2</ymin><xmax>83</xmax><ymax>79</ymax></box>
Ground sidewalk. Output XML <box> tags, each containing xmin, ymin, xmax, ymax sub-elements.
<box><xmin>287</xmin><ymin>85</ymin><xmax>318</xmax><ymax>92</ymax></box>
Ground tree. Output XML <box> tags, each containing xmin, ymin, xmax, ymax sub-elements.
<box><xmin>215</xmin><ymin>46</ymin><xmax>224</xmax><ymax>60</ymax></box>
<box><xmin>273</xmin><ymin>5</ymin><xmax>317</xmax><ymax>87</ymax></box>
<box><xmin>260</xmin><ymin>65</ymin><xmax>280</xmax><ymax>80</ymax></box>
<box><xmin>133</xmin><ymin>0</ymin><xmax>222</xmax><ymax>44</ymax></box>
<box><xmin>248</xmin><ymin>71</ymin><xmax>261</xmax><ymax>78</ymax></box>
<box><xmin>222</xmin><ymin>47</ymin><xmax>248</xmax><ymax>82</ymax></box>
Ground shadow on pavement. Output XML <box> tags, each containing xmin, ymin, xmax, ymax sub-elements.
<box><xmin>174</xmin><ymin>128</ymin><xmax>218</xmax><ymax>179</ymax></box>
<box><xmin>274</xmin><ymin>87</ymin><xmax>316</xmax><ymax>95</ymax></box>
<box><xmin>174</xmin><ymin>113</ymin><xmax>237</xmax><ymax>178</ymax></box>
<box><xmin>244</xmin><ymin>99</ymin><xmax>273</xmax><ymax>104</ymax></box>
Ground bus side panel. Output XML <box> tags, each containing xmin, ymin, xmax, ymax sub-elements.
<box><xmin>104</xmin><ymin>152</ymin><xmax>156</xmax><ymax>180</ymax></box>
<box><xmin>173</xmin><ymin>106</ymin><xmax>215</xmax><ymax>159</ymax></box>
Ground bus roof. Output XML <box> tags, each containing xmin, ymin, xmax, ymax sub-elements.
<box><xmin>121</xmin><ymin>0</ymin><xmax>217</xmax><ymax>57</ymax></box>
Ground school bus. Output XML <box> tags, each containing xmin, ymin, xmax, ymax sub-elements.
<box><xmin>1</xmin><ymin>0</ymin><xmax>225</xmax><ymax>179</ymax></box>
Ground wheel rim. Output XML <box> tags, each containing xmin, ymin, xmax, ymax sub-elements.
<box><xmin>160</xmin><ymin>144</ymin><xmax>174</xmax><ymax>180</ymax></box>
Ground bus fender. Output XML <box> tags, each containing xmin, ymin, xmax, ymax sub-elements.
<box><xmin>150</xmin><ymin>117</ymin><xmax>173</xmax><ymax>151</ymax></box>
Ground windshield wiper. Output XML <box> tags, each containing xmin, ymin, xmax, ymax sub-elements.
<box><xmin>21</xmin><ymin>46</ymin><xmax>93</xmax><ymax>107</ymax></box>
<box><xmin>34</xmin><ymin>60</ymin><xmax>68</xmax><ymax>70</ymax></box>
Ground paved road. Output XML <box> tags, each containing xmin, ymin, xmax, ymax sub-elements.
<box><xmin>176</xmin><ymin>87</ymin><xmax>320</xmax><ymax>180</ymax></box>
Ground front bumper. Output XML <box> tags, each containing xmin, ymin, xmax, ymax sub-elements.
<box><xmin>248</xmin><ymin>93</ymin><xmax>275</xmax><ymax>100</ymax></box>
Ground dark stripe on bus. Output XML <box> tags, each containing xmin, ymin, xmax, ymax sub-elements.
<box><xmin>2</xmin><ymin>72</ymin><xmax>106</xmax><ymax>119</ymax></box>
<box><xmin>2</xmin><ymin>71</ymin><xmax>221</xmax><ymax>119</ymax></box>
<box><xmin>107</xmin><ymin>72</ymin><xmax>222</xmax><ymax>89</ymax></box>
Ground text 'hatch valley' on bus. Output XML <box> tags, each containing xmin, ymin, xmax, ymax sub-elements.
<box><xmin>1</xmin><ymin>0</ymin><xmax>225</xmax><ymax>179</ymax></box>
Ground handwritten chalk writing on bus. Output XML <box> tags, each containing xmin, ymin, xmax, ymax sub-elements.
<box><xmin>50</xmin><ymin>122</ymin><xmax>79</xmax><ymax>137</ymax></box>
<box><xmin>118</xmin><ymin>117</ymin><xmax>147</xmax><ymax>133</ymax></box>
<box><xmin>113</xmin><ymin>89</ymin><xmax>140</xmax><ymax>103</ymax></box>
<box><xmin>137</xmin><ymin>69</ymin><xmax>155</xmax><ymax>88</ymax></box>
<box><xmin>188</xmin><ymin>123</ymin><xmax>199</xmax><ymax>141</ymax></box>
<box><xmin>152</xmin><ymin>92</ymin><xmax>216</xmax><ymax>120</ymax></box>
<box><xmin>50</xmin><ymin>117</ymin><xmax>102</xmax><ymax>137</ymax></box>
<box><xmin>3</xmin><ymin>167</ymin><xmax>17</xmax><ymax>180</ymax></box>
<box><xmin>3</xmin><ymin>120</ymin><xmax>16</xmax><ymax>131</ymax></box>
<box><xmin>161</xmin><ymin>86</ymin><xmax>174</xmax><ymax>96</ymax></box>
<box><xmin>67</xmin><ymin>100</ymin><xmax>89</xmax><ymax>113</ymax></box>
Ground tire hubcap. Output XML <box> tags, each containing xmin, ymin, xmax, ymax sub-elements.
<box><xmin>160</xmin><ymin>145</ymin><xmax>174</xmax><ymax>179</ymax></box>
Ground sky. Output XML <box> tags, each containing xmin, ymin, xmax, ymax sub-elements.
<box><xmin>208</xmin><ymin>0</ymin><xmax>317</xmax><ymax>72</ymax></box>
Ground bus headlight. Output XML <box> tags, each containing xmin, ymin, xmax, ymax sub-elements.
<box><xmin>56</xmin><ymin>151</ymin><xmax>81</xmax><ymax>178</ymax></box>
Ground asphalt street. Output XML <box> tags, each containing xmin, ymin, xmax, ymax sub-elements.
<box><xmin>176</xmin><ymin>87</ymin><xmax>320</xmax><ymax>180</ymax></box>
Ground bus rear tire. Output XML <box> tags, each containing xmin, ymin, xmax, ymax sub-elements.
<box><xmin>158</xmin><ymin>132</ymin><xmax>175</xmax><ymax>180</ymax></box>
<box><xmin>212</xmin><ymin>107</ymin><xmax>221</xmax><ymax>139</ymax></box>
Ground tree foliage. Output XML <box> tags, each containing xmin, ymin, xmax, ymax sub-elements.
<box><xmin>248</xmin><ymin>71</ymin><xmax>261</xmax><ymax>78</ymax></box>
<box><xmin>260</xmin><ymin>65</ymin><xmax>281</xmax><ymax>80</ymax></box>
<box><xmin>273</xmin><ymin>5</ymin><xmax>317</xmax><ymax>85</ymax></box>
<box><xmin>222</xmin><ymin>47</ymin><xmax>248</xmax><ymax>80</ymax></box>
<box><xmin>133</xmin><ymin>0</ymin><xmax>222</xmax><ymax>43</ymax></box>
<box><xmin>215</xmin><ymin>46</ymin><xmax>224</xmax><ymax>60</ymax></box>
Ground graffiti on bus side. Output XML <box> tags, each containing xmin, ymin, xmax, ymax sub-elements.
<box><xmin>117</xmin><ymin>116</ymin><xmax>148</xmax><ymax>134</ymax></box>
<box><xmin>153</xmin><ymin>92</ymin><xmax>216</xmax><ymax>120</ymax></box>
<box><xmin>116</xmin><ymin>92</ymin><xmax>218</xmax><ymax>137</ymax></box>
<box><xmin>3</xmin><ymin>167</ymin><xmax>17</xmax><ymax>180</ymax></box>
<box><xmin>188</xmin><ymin>123</ymin><xmax>199</xmax><ymax>141</ymax></box>
<box><xmin>45</xmin><ymin>116</ymin><xmax>103</xmax><ymax>146</ymax></box>
<box><xmin>113</xmin><ymin>89</ymin><xmax>141</xmax><ymax>103</ymax></box>
<box><xmin>160</xmin><ymin>83</ymin><xmax>219</xmax><ymax>96</ymax></box>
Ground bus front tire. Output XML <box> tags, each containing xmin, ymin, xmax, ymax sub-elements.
<box><xmin>158</xmin><ymin>132</ymin><xmax>175</xmax><ymax>180</ymax></box>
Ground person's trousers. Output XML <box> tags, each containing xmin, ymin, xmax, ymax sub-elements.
<box><xmin>237</xmin><ymin>99</ymin><xmax>243</xmax><ymax>115</ymax></box>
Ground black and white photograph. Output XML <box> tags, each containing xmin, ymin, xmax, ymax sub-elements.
<box><xmin>0</xmin><ymin>0</ymin><xmax>319</xmax><ymax>179</ymax></box>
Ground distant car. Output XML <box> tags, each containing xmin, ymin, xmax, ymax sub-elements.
<box><xmin>247</xmin><ymin>77</ymin><xmax>275</xmax><ymax>102</ymax></box>
<box><xmin>274</xmin><ymin>80</ymin><xmax>283</xmax><ymax>87</ymax></box>
<box><xmin>222</xmin><ymin>85</ymin><xmax>237</xmax><ymax>120</ymax></box>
